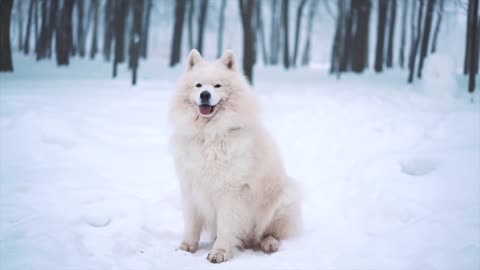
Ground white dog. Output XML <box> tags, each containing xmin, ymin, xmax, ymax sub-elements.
<box><xmin>169</xmin><ymin>49</ymin><xmax>301</xmax><ymax>263</ymax></box>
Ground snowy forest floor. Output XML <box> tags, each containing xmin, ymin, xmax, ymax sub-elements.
<box><xmin>1</xmin><ymin>54</ymin><xmax>479</xmax><ymax>270</ymax></box>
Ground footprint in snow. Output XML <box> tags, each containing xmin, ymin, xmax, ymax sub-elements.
<box><xmin>83</xmin><ymin>213</ymin><xmax>112</xmax><ymax>228</ymax></box>
<box><xmin>399</xmin><ymin>157</ymin><xmax>439</xmax><ymax>176</ymax></box>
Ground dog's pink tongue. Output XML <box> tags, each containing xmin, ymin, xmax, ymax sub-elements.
<box><xmin>199</xmin><ymin>105</ymin><xmax>212</xmax><ymax>115</ymax></box>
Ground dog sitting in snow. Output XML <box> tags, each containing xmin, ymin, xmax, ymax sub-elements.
<box><xmin>169</xmin><ymin>49</ymin><xmax>302</xmax><ymax>263</ymax></box>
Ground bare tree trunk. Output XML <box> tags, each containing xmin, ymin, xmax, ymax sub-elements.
<box><xmin>399</xmin><ymin>0</ymin><xmax>408</xmax><ymax>68</ymax></box>
<box><xmin>386</xmin><ymin>0</ymin><xmax>396</xmax><ymax>68</ymax></box>
<box><xmin>464</xmin><ymin>0</ymin><xmax>473</xmax><ymax>75</ymax></box>
<box><xmin>130</xmin><ymin>0</ymin><xmax>143</xmax><ymax>85</ymax></box>
<box><xmin>56</xmin><ymin>0</ymin><xmax>74</xmax><ymax>66</ymax></box>
<box><xmin>16</xmin><ymin>0</ymin><xmax>23</xmax><ymax>51</ymax></box>
<box><xmin>330</xmin><ymin>0</ymin><xmax>345</xmax><ymax>76</ymax></box>
<box><xmin>339</xmin><ymin>4</ymin><xmax>353</xmax><ymax>72</ymax></box>
<box><xmin>24</xmin><ymin>0</ymin><xmax>35</xmax><ymax>54</ymax></box>
<box><xmin>34</xmin><ymin>0</ymin><xmax>39</xmax><ymax>53</ymax></box>
<box><xmin>46</xmin><ymin>0</ymin><xmax>58</xmax><ymax>58</ymax></box>
<box><xmin>103</xmin><ymin>0</ymin><xmax>114</xmax><ymax>61</ymax></box>
<box><xmin>417</xmin><ymin>0</ymin><xmax>436</xmax><ymax>78</ymax></box>
<box><xmin>217</xmin><ymin>0</ymin><xmax>227</xmax><ymax>58</ymax></box>
<box><xmin>186</xmin><ymin>0</ymin><xmax>194</xmax><ymax>50</ymax></box>
<box><xmin>65</xmin><ymin>0</ymin><xmax>74</xmax><ymax>56</ymax></box>
<box><xmin>468</xmin><ymin>0</ymin><xmax>479</xmax><ymax>92</ymax></box>
<box><xmin>374</xmin><ymin>0</ymin><xmax>388</xmax><ymax>72</ymax></box>
<box><xmin>239</xmin><ymin>0</ymin><xmax>255</xmax><ymax>83</ymax></box>
<box><xmin>292</xmin><ymin>0</ymin><xmax>307</xmax><ymax>67</ymax></box>
<box><xmin>0</xmin><ymin>0</ymin><xmax>14</xmax><ymax>71</ymax></box>
<box><xmin>270</xmin><ymin>0</ymin><xmax>280</xmax><ymax>65</ymax></box>
<box><xmin>255</xmin><ymin>0</ymin><xmax>268</xmax><ymax>64</ymax></box>
<box><xmin>430</xmin><ymin>0</ymin><xmax>443</xmax><ymax>53</ymax></box>
<box><xmin>301</xmin><ymin>0</ymin><xmax>317</xmax><ymax>66</ymax></box>
<box><xmin>90</xmin><ymin>0</ymin><xmax>99</xmax><ymax>59</ymax></box>
<box><xmin>170</xmin><ymin>0</ymin><xmax>186</xmax><ymax>67</ymax></box>
<box><xmin>77</xmin><ymin>0</ymin><xmax>85</xmax><ymax>57</ymax></box>
<box><xmin>281</xmin><ymin>0</ymin><xmax>290</xmax><ymax>69</ymax></box>
<box><xmin>140</xmin><ymin>0</ymin><xmax>152</xmax><ymax>58</ymax></box>
<box><xmin>351</xmin><ymin>0</ymin><xmax>371</xmax><ymax>73</ymax></box>
<box><xmin>196</xmin><ymin>0</ymin><xmax>208</xmax><ymax>54</ymax></box>
<box><xmin>36</xmin><ymin>0</ymin><xmax>48</xmax><ymax>59</ymax></box>
<box><xmin>113</xmin><ymin>0</ymin><xmax>128</xmax><ymax>77</ymax></box>
<box><xmin>408</xmin><ymin>0</ymin><xmax>424</xmax><ymax>83</ymax></box>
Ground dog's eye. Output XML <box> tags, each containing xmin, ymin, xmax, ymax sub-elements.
<box><xmin>214</xmin><ymin>84</ymin><xmax>222</xmax><ymax>88</ymax></box>
<box><xmin>195</xmin><ymin>83</ymin><xmax>202</xmax><ymax>88</ymax></box>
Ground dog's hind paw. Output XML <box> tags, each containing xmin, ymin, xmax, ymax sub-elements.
<box><xmin>261</xmin><ymin>235</ymin><xmax>280</xmax><ymax>254</ymax></box>
<box><xmin>177</xmin><ymin>242</ymin><xmax>197</xmax><ymax>253</ymax></box>
<box><xmin>207</xmin><ymin>249</ymin><xmax>228</xmax><ymax>263</ymax></box>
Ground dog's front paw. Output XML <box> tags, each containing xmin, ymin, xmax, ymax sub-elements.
<box><xmin>207</xmin><ymin>249</ymin><xmax>228</xmax><ymax>263</ymax></box>
<box><xmin>178</xmin><ymin>242</ymin><xmax>198</xmax><ymax>253</ymax></box>
<box><xmin>261</xmin><ymin>235</ymin><xmax>280</xmax><ymax>254</ymax></box>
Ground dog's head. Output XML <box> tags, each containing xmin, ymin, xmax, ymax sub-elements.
<box><xmin>170</xmin><ymin>49</ymin><xmax>259</xmax><ymax>135</ymax></box>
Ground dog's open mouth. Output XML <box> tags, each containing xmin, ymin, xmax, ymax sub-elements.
<box><xmin>198</xmin><ymin>105</ymin><xmax>215</xmax><ymax>116</ymax></box>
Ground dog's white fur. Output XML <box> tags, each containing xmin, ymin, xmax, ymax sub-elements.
<box><xmin>169</xmin><ymin>49</ymin><xmax>302</xmax><ymax>263</ymax></box>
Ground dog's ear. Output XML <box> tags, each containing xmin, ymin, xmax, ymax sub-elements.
<box><xmin>186</xmin><ymin>49</ymin><xmax>202</xmax><ymax>70</ymax></box>
<box><xmin>220</xmin><ymin>50</ymin><xmax>237</xmax><ymax>71</ymax></box>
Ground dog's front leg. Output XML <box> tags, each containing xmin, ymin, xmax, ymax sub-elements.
<box><xmin>207</xmin><ymin>200</ymin><xmax>248</xmax><ymax>263</ymax></box>
<box><xmin>178</xmin><ymin>199</ymin><xmax>202</xmax><ymax>253</ymax></box>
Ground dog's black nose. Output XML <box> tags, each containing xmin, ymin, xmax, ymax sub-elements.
<box><xmin>200</xmin><ymin>91</ymin><xmax>211</xmax><ymax>102</ymax></box>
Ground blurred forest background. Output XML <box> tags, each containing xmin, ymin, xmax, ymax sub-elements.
<box><xmin>0</xmin><ymin>0</ymin><xmax>478</xmax><ymax>90</ymax></box>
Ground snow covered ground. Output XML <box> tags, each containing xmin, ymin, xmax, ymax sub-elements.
<box><xmin>1</xmin><ymin>54</ymin><xmax>479</xmax><ymax>270</ymax></box>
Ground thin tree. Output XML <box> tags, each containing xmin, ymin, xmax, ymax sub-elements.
<box><xmin>339</xmin><ymin>4</ymin><xmax>353</xmax><ymax>72</ymax></box>
<box><xmin>330</xmin><ymin>0</ymin><xmax>346</xmax><ymax>76</ymax></box>
<box><xmin>197</xmin><ymin>0</ymin><xmax>208</xmax><ymax>54</ymax></box>
<box><xmin>351</xmin><ymin>0</ymin><xmax>371</xmax><ymax>73</ymax></box>
<box><xmin>217</xmin><ymin>0</ymin><xmax>227</xmax><ymax>58</ymax></box>
<box><xmin>239</xmin><ymin>0</ymin><xmax>255</xmax><ymax>83</ymax></box>
<box><xmin>386</xmin><ymin>0</ymin><xmax>396</xmax><ymax>68</ymax></box>
<box><xmin>34</xmin><ymin>0</ymin><xmax>39</xmax><ymax>53</ymax></box>
<box><xmin>374</xmin><ymin>0</ymin><xmax>388</xmax><ymax>72</ymax></box>
<box><xmin>256</xmin><ymin>0</ymin><xmax>268</xmax><ymax>64</ymax></box>
<box><xmin>468</xmin><ymin>0</ymin><xmax>479</xmax><ymax>92</ymax></box>
<box><xmin>103</xmin><ymin>0</ymin><xmax>114</xmax><ymax>61</ymax></box>
<box><xmin>430</xmin><ymin>0</ymin><xmax>443</xmax><ymax>53</ymax></box>
<box><xmin>270</xmin><ymin>0</ymin><xmax>280</xmax><ymax>65</ymax></box>
<box><xmin>187</xmin><ymin>0</ymin><xmax>194</xmax><ymax>50</ymax></box>
<box><xmin>408</xmin><ymin>0</ymin><xmax>424</xmax><ymax>83</ymax></box>
<box><xmin>292</xmin><ymin>0</ymin><xmax>307</xmax><ymax>66</ymax></box>
<box><xmin>36</xmin><ymin>0</ymin><xmax>48</xmax><ymax>60</ymax></box>
<box><xmin>464</xmin><ymin>0</ymin><xmax>473</xmax><ymax>74</ymax></box>
<box><xmin>130</xmin><ymin>0</ymin><xmax>143</xmax><ymax>85</ymax></box>
<box><xmin>90</xmin><ymin>0</ymin><xmax>99</xmax><ymax>59</ymax></box>
<box><xmin>170</xmin><ymin>0</ymin><xmax>186</xmax><ymax>67</ymax></box>
<box><xmin>0</xmin><ymin>0</ymin><xmax>14</xmax><ymax>71</ymax></box>
<box><xmin>112</xmin><ymin>0</ymin><xmax>128</xmax><ymax>77</ymax></box>
<box><xmin>399</xmin><ymin>0</ymin><xmax>408</xmax><ymax>68</ymax></box>
<box><xmin>24</xmin><ymin>0</ymin><xmax>35</xmax><ymax>54</ymax></box>
<box><xmin>281</xmin><ymin>0</ymin><xmax>290</xmax><ymax>69</ymax></box>
<box><xmin>16</xmin><ymin>0</ymin><xmax>23</xmax><ymax>51</ymax></box>
<box><xmin>140</xmin><ymin>0</ymin><xmax>152</xmax><ymax>58</ymax></box>
<box><xmin>301</xmin><ymin>0</ymin><xmax>317</xmax><ymax>66</ymax></box>
<box><xmin>417</xmin><ymin>0</ymin><xmax>436</xmax><ymax>78</ymax></box>
<box><xmin>64</xmin><ymin>0</ymin><xmax>75</xmax><ymax>56</ymax></box>
<box><xmin>46</xmin><ymin>0</ymin><xmax>58</xmax><ymax>58</ymax></box>
<box><xmin>56</xmin><ymin>0</ymin><xmax>74</xmax><ymax>65</ymax></box>
<box><xmin>77</xmin><ymin>0</ymin><xmax>86</xmax><ymax>57</ymax></box>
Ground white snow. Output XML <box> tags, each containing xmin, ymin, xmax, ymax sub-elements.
<box><xmin>1</xmin><ymin>54</ymin><xmax>479</xmax><ymax>269</ymax></box>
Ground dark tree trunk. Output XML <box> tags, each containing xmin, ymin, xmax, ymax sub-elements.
<box><xmin>430</xmin><ymin>0</ymin><xmax>443</xmax><ymax>53</ymax></box>
<box><xmin>386</xmin><ymin>0</ymin><xmax>396</xmax><ymax>68</ymax></box>
<box><xmin>281</xmin><ymin>0</ymin><xmax>290</xmax><ymax>69</ymax></box>
<box><xmin>408</xmin><ymin>0</ymin><xmax>424</xmax><ymax>83</ymax></box>
<box><xmin>0</xmin><ymin>0</ymin><xmax>14</xmax><ymax>71</ymax></box>
<box><xmin>239</xmin><ymin>0</ymin><xmax>255</xmax><ymax>83</ymax></box>
<box><xmin>187</xmin><ymin>0</ymin><xmax>194</xmax><ymax>51</ymax></box>
<box><xmin>301</xmin><ymin>0</ymin><xmax>317</xmax><ymax>66</ymax></box>
<box><xmin>270</xmin><ymin>0</ymin><xmax>280</xmax><ymax>65</ymax></box>
<box><xmin>169</xmin><ymin>0</ymin><xmax>186</xmax><ymax>67</ymax></box>
<box><xmin>56</xmin><ymin>0</ymin><xmax>74</xmax><ymax>66</ymax></box>
<box><xmin>77</xmin><ymin>0</ymin><xmax>86</xmax><ymax>57</ymax></box>
<box><xmin>417</xmin><ymin>0</ymin><xmax>436</xmax><ymax>78</ymax></box>
<box><xmin>464</xmin><ymin>0</ymin><xmax>474</xmax><ymax>75</ymax></box>
<box><xmin>468</xmin><ymin>0</ymin><xmax>479</xmax><ymax>92</ymax></box>
<box><xmin>46</xmin><ymin>0</ymin><xmax>58</xmax><ymax>58</ymax></box>
<box><xmin>112</xmin><ymin>0</ymin><xmax>128</xmax><ymax>77</ymax></box>
<box><xmin>217</xmin><ymin>0</ymin><xmax>227</xmax><ymax>58</ymax></box>
<box><xmin>196</xmin><ymin>0</ymin><xmax>208</xmax><ymax>54</ymax></box>
<box><xmin>399</xmin><ymin>0</ymin><xmax>408</xmax><ymax>68</ymax></box>
<box><xmin>16</xmin><ymin>0</ymin><xmax>23</xmax><ymax>51</ymax></box>
<box><xmin>103</xmin><ymin>0</ymin><xmax>114</xmax><ymax>61</ymax></box>
<box><xmin>339</xmin><ymin>6</ymin><xmax>353</xmax><ymax>72</ymax></box>
<box><xmin>130</xmin><ymin>0</ymin><xmax>143</xmax><ymax>85</ymax></box>
<box><xmin>140</xmin><ymin>0</ymin><xmax>152</xmax><ymax>58</ymax></box>
<box><xmin>34</xmin><ymin>0</ymin><xmax>39</xmax><ymax>53</ymax></box>
<box><xmin>90</xmin><ymin>0</ymin><xmax>99</xmax><ymax>59</ymax></box>
<box><xmin>330</xmin><ymin>0</ymin><xmax>345</xmax><ymax>76</ymax></box>
<box><xmin>255</xmin><ymin>0</ymin><xmax>268</xmax><ymax>64</ymax></box>
<box><xmin>374</xmin><ymin>0</ymin><xmax>388</xmax><ymax>72</ymax></box>
<box><xmin>24</xmin><ymin>0</ymin><xmax>35</xmax><ymax>54</ymax></box>
<box><xmin>36</xmin><ymin>0</ymin><xmax>48</xmax><ymax>59</ymax></box>
<box><xmin>351</xmin><ymin>0</ymin><xmax>371</xmax><ymax>73</ymax></box>
<box><xmin>65</xmin><ymin>0</ymin><xmax>74</xmax><ymax>56</ymax></box>
<box><xmin>292</xmin><ymin>0</ymin><xmax>307</xmax><ymax>66</ymax></box>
